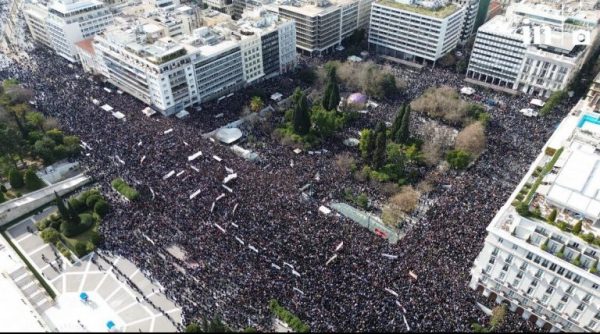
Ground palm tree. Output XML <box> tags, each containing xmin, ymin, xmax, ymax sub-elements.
<box><xmin>249</xmin><ymin>96</ymin><xmax>264</xmax><ymax>113</ymax></box>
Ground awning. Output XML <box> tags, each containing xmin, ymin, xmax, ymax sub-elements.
<box><xmin>216</xmin><ymin>128</ymin><xmax>242</xmax><ymax>144</ymax></box>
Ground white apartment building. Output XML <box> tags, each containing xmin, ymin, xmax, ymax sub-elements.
<box><xmin>368</xmin><ymin>0</ymin><xmax>465</xmax><ymax>62</ymax></box>
<box><xmin>24</xmin><ymin>0</ymin><xmax>113</xmax><ymax>62</ymax></box>
<box><xmin>470</xmin><ymin>101</ymin><xmax>600</xmax><ymax>332</ymax></box>
<box><xmin>466</xmin><ymin>2</ymin><xmax>600</xmax><ymax>97</ymax></box>
<box><xmin>452</xmin><ymin>0</ymin><xmax>479</xmax><ymax>43</ymax></box>
<box><xmin>81</xmin><ymin>9</ymin><xmax>296</xmax><ymax>115</ymax></box>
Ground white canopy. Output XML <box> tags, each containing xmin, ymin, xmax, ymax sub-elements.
<box><xmin>142</xmin><ymin>107</ymin><xmax>156</xmax><ymax>117</ymax></box>
<box><xmin>347</xmin><ymin>55</ymin><xmax>362</xmax><ymax>62</ymax></box>
<box><xmin>92</xmin><ymin>99</ymin><xmax>100</xmax><ymax>105</ymax></box>
<box><xmin>530</xmin><ymin>98</ymin><xmax>545</xmax><ymax>107</ymax></box>
<box><xmin>460</xmin><ymin>87</ymin><xmax>475</xmax><ymax>95</ymax></box>
<box><xmin>216</xmin><ymin>127</ymin><xmax>243</xmax><ymax>144</ymax></box>
<box><xmin>101</xmin><ymin>104</ymin><xmax>113</xmax><ymax>112</ymax></box>
<box><xmin>271</xmin><ymin>93</ymin><xmax>283</xmax><ymax>101</ymax></box>
<box><xmin>112</xmin><ymin>111</ymin><xmax>125</xmax><ymax>119</ymax></box>
<box><xmin>103</xmin><ymin>87</ymin><xmax>112</xmax><ymax>93</ymax></box>
<box><xmin>175</xmin><ymin>109</ymin><xmax>189</xmax><ymax>119</ymax></box>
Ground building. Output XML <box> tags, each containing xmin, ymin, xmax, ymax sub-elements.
<box><xmin>368</xmin><ymin>0</ymin><xmax>465</xmax><ymax>63</ymax></box>
<box><xmin>586</xmin><ymin>72</ymin><xmax>600</xmax><ymax>112</ymax></box>
<box><xmin>205</xmin><ymin>0</ymin><xmax>234</xmax><ymax>14</ymax></box>
<box><xmin>261</xmin><ymin>0</ymin><xmax>372</xmax><ymax>55</ymax></box>
<box><xmin>24</xmin><ymin>0</ymin><xmax>113</xmax><ymax>62</ymax></box>
<box><xmin>452</xmin><ymin>0</ymin><xmax>479</xmax><ymax>43</ymax></box>
<box><xmin>466</xmin><ymin>2</ymin><xmax>600</xmax><ymax>97</ymax></box>
<box><xmin>470</xmin><ymin>95</ymin><xmax>600</xmax><ymax>331</ymax></box>
<box><xmin>81</xmin><ymin>9</ymin><xmax>296</xmax><ymax>115</ymax></box>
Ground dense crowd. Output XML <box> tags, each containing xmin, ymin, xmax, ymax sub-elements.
<box><xmin>0</xmin><ymin>46</ymin><xmax>575</xmax><ymax>332</ymax></box>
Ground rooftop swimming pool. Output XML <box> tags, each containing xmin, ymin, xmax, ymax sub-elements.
<box><xmin>577</xmin><ymin>114</ymin><xmax>600</xmax><ymax>128</ymax></box>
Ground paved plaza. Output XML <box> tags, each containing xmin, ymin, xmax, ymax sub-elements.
<box><xmin>4</xmin><ymin>208</ymin><xmax>182</xmax><ymax>332</ymax></box>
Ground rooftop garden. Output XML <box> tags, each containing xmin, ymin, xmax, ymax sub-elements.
<box><xmin>377</xmin><ymin>0</ymin><xmax>459</xmax><ymax>19</ymax></box>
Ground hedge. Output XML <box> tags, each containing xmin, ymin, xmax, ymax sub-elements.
<box><xmin>111</xmin><ymin>178</ymin><xmax>139</xmax><ymax>200</ymax></box>
<box><xmin>269</xmin><ymin>299</ymin><xmax>310</xmax><ymax>332</ymax></box>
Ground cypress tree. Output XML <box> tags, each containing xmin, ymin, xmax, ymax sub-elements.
<box><xmin>327</xmin><ymin>81</ymin><xmax>340</xmax><ymax>111</ymax></box>
<box><xmin>397</xmin><ymin>104</ymin><xmax>411</xmax><ymax>144</ymax></box>
<box><xmin>293</xmin><ymin>92</ymin><xmax>311</xmax><ymax>135</ymax></box>
<box><xmin>365</xmin><ymin>129</ymin><xmax>376</xmax><ymax>163</ymax></box>
<box><xmin>24</xmin><ymin>168</ymin><xmax>43</xmax><ymax>190</ymax></box>
<box><xmin>373</xmin><ymin>125</ymin><xmax>387</xmax><ymax>170</ymax></box>
<box><xmin>55</xmin><ymin>191</ymin><xmax>69</xmax><ymax>220</ymax></box>
<box><xmin>391</xmin><ymin>105</ymin><xmax>405</xmax><ymax>142</ymax></box>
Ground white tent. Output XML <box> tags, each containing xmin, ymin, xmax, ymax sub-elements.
<box><xmin>460</xmin><ymin>87</ymin><xmax>475</xmax><ymax>95</ymax></box>
<box><xmin>103</xmin><ymin>87</ymin><xmax>112</xmax><ymax>93</ymax></box>
<box><xmin>101</xmin><ymin>104</ymin><xmax>113</xmax><ymax>112</ymax></box>
<box><xmin>347</xmin><ymin>55</ymin><xmax>362</xmax><ymax>62</ymax></box>
<box><xmin>142</xmin><ymin>107</ymin><xmax>156</xmax><ymax>117</ymax></box>
<box><xmin>530</xmin><ymin>98</ymin><xmax>545</xmax><ymax>107</ymax></box>
<box><xmin>270</xmin><ymin>92</ymin><xmax>283</xmax><ymax>102</ymax></box>
<box><xmin>175</xmin><ymin>109</ymin><xmax>190</xmax><ymax>119</ymax></box>
<box><xmin>216</xmin><ymin>128</ymin><xmax>243</xmax><ymax>144</ymax></box>
<box><xmin>112</xmin><ymin>111</ymin><xmax>125</xmax><ymax>120</ymax></box>
<box><xmin>92</xmin><ymin>99</ymin><xmax>100</xmax><ymax>105</ymax></box>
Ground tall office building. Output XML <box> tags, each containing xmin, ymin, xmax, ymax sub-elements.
<box><xmin>262</xmin><ymin>0</ymin><xmax>373</xmax><ymax>54</ymax></box>
<box><xmin>368</xmin><ymin>0</ymin><xmax>465</xmax><ymax>62</ymax></box>
<box><xmin>470</xmin><ymin>94</ymin><xmax>600</xmax><ymax>331</ymax></box>
<box><xmin>80</xmin><ymin>9</ymin><xmax>296</xmax><ymax>115</ymax></box>
<box><xmin>466</xmin><ymin>2</ymin><xmax>600</xmax><ymax>97</ymax></box>
<box><xmin>24</xmin><ymin>0</ymin><xmax>113</xmax><ymax>62</ymax></box>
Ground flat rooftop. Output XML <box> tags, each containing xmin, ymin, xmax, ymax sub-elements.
<box><xmin>546</xmin><ymin>140</ymin><xmax>600</xmax><ymax>221</ymax></box>
<box><xmin>375</xmin><ymin>0</ymin><xmax>459</xmax><ymax>18</ymax></box>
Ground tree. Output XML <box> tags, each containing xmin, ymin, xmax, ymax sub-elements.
<box><xmin>311</xmin><ymin>106</ymin><xmax>340</xmax><ymax>138</ymax></box>
<box><xmin>397</xmin><ymin>104</ymin><xmax>411</xmax><ymax>144</ymax></box>
<box><xmin>454</xmin><ymin>121</ymin><xmax>486</xmax><ymax>157</ymax></box>
<box><xmin>185</xmin><ymin>323</ymin><xmax>202</xmax><ymax>333</ymax></box>
<box><xmin>292</xmin><ymin>92</ymin><xmax>310</xmax><ymax>136</ymax></box>
<box><xmin>326</xmin><ymin>79</ymin><xmax>340</xmax><ymax>111</ymax></box>
<box><xmin>9</xmin><ymin>168</ymin><xmax>24</xmax><ymax>188</ymax></box>
<box><xmin>25</xmin><ymin>111</ymin><xmax>45</xmax><ymax>131</ymax></box>
<box><xmin>390</xmin><ymin>105</ymin><xmax>405</xmax><ymax>143</ymax></box>
<box><xmin>489</xmin><ymin>305</ymin><xmax>506</xmax><ymax>330</ymax></box>
<box><xmin>572</xmin><ymin>220</ymin><xmax>582</xmax><ymax>234</ymax></box>
<box><xmin>382</xmin><ymin>186</ymin><xmax>419</xmax><ymax>227</ymax></box>
<box><xmin>372</xmin><ymin>124</ymin><xmax>387</xmax><ymax>170</ymax></box>
<box><xmin>55</xmin><ymin>191</ymin><xmax>69</xmax><ymax>219</ymax></box>
<box><xmin>33</xmin><ymin>137</ymin><xmax>56</xmax><ymax>163</ymax></box>
<box><xmin>24</xmin><ymin>168</ymin><xmax>43</xmax><ymax>191</ymax></box>
<box><xmin>547</xmin><ymin>209</ymin><xmax>557</xmax><ymax>224</ymax></box>
<box><xmin>359</xmin><ymin>129</ymin><xmax>374</xmax><ymax>161</ymax></box>
<box><xmin>249</xmin><ymin>96</ymin><xmax>264</xmax><ymax>113</ymax></box>
<box><xmin>515</xmin><ymin>202</ymin><xmax>530</xmax><ymax>216</ymax></box>
<box><xmin>94</xmin><ymin>199</ymin><xmax>109</xmax><ymax>217</ymax></box>
<box><xmin>40</xmin><ymin>227</ymin><xmax>60</xmax><ymax>244</ymax></box>
<box><xmin>446</xmin><ymin>149</ymin><xmax>471</xmax><ymax>169</ymax></box>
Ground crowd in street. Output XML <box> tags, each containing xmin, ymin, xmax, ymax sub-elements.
<box><xmin>0</xmin><ymin>46</ymin><xmax>575</xmax><ymax>332</ymax></box>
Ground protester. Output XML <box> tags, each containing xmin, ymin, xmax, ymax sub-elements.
<box><xmin>0</xmin><ymin>47</ymin><xmax>572</xmax><ymax>332</ymax></box>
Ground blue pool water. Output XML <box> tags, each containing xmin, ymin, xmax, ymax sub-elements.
<box><xmin>577</xmin><ymin>114</ymin><xmax>600</xmax><ymax>128</ymax></box>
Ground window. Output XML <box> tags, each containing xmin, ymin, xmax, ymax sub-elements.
<box><xmin>541</xmin><ymin>294</ymin><xmax>549</xmax><ymax>304</ymax></box>
<box><xmin>558</xmin><ymin>267</ymin><xmax>565</xmax><ymax>275</ymax></box>
<box><xmin>593</xmin><ymin>283</ymin><xmax>599</xmax><ymax>290</ymax></box>
<box><xmin>531</xmin><ymin>280</ymin><xmax>538</xmax><ymax>287</ymax></box>
<box><xmin>583</xmin><ymin>294</ymin><xmax>591</xmax><ymax>303</ymax></box>
<box><xmin>535</xmin><ymin>269</ymin><xmax>543</xmax><ymax>278</ymax></box>
<box><xmin>517</xmin><ymin>271</ymin><xmax>524</xmax><ymax>279</ymax></box>
<box><xmin>572</xmin><ymin>311</ymin><xmax>581</xmax><ymax>320</ymax></box>
<box><xmin>577</xmin><ymin>303</ymin><xmax>585</xmax><ymax>311</ymax></box>
<box><xmin>561</xmin><ymin>295</ymin><xmax>569</xmax><ymax>303</ymax></box>
<box><xmin>527</xmin><ymin>287</ymin><xmax>534</xmax><ymax>295</ymax></box>
<box><xmin>502</xmin><ymin>264</ymin><xmax>509</xmax><ymax>272</ymax></box>
<box><xmin>565</xmin><ymin>271</ymin><xmax>573</xmax><ymax>280</ymax></box>
<box><xmin>557</xmin><ymin>302</ymin><xmax>565</xmax><ymax>311</ymax></box>
<box><xmin>542</xmin><ymin>259</ymin><xmax>549</xmax><ymax>268</ymax></box>
<box><xmin>550</xmin><ymin>263</ymin><xmax>557</xmax><ymax>271</ymax></box>
<box><xmin>566</xmin><ymin>285</ymin><xmax>574</xmax><ymax>294</ymax></box>
<box><xmin>588</xmin><ymin>320</ymin><xmax>597</xmax><ymax>330</ymax></box>
<box><xmin>507</xmin><ymin>254</ymin><xmax>513</xmax><ymax>263</ymax></box>
<box><xmin>546</xmin><ymin>287</ymin><xmax>554</xmax><ymax>294</ymax></box>
<box><xmin>526</xmin><ymin>252</ymin><xmax>533</xmax><ymax>260</ymax></box>
<box><xmin>550</xmin><ymin>277</ymin><xmax>558</xmax><ymax>286</ymax></box>
<box><xmin>512</xmin><ymin>244</ymin><xmax>518</xmax><ymax>250</ymax></box>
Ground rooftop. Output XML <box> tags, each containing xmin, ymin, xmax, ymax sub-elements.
<box><xmin>375</xmin><ymin>0</ymin><xmax>459</xmax><ymax>18</ymax></box>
